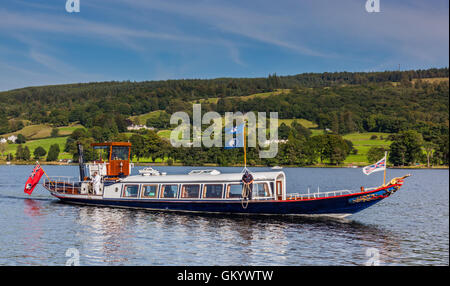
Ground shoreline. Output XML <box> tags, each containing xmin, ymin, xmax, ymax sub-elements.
<box><xmin>0</xmin><ymin>161</ymin><xmax>448</xmax><ymax>169</ymax></box>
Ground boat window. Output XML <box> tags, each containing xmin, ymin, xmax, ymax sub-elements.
<box><xmin>122</xmin><ymin>185</ymin><xmax>139</xmax><ymax>198</ymax></box>
<box><xmin>142</xmin><ymin>184</ymin><xmax>158</xmax><ymax>198</ymax></box>
<box><xmin>181</xmin><ymin>184</ymin><xmax>200</xmax><ymax>199</ymax></box>
<box><xmin>160</xmin><ymin>184</ymin><xmax>179</xmax><ymax>198</ymax></box>
<box><xmin>203</xmin><ymin>184</ymin><xmax>223</xmax><ymax>199</ymax></box>
<box><xmin>93</xmin><ymin>146</ymin><xmax>110</xmax><ymax>162</ymax></box>
<box><xmin>276</xmin><ymin>180</ymin><xmax>283</xmax><ymax>200</ymax></box>
<box><xmin>111</xmin><ymin>146</ymin><xmax>129</xmax><ymax>160</ymax></box>
<box><xmin>253</xmin><ymin>182</ymin><xmax>271</xmax><ymax>198</ymax></box>
<box><xmin>226</xmin><ymin>184</ymin><xmax>243</xmax><ymax>199</ymax></box>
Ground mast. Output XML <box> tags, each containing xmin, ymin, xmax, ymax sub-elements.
<box><xmin>383</xmin><ymin>151</ymin><xmax>388</xmax><ymax>186</ymax></box>
<box><xmin>243</xmin><ymin>122</ymin><xmax>247</xmax><ymax>169</ymax></box>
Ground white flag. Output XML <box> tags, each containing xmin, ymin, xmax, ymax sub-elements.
<box><xmin>363</xmin><ymin>154</ymin><xmax>386</xmax><ymax>175</ymax></box>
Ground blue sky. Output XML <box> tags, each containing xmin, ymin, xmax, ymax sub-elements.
<box><xmin>0</xmin><ymin>0</ymin><xmax>448</xmax><ymax>91</ymax></box>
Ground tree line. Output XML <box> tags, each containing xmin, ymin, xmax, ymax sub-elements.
<box><xmin>0</xmin><ymin>68</ymin><xmax>447</xmax><ymax>134</ymax></box>
<box><xmin>7</xmin><ymin>144</ymin><xmax>60</xmax><ymax>162</ymax></box>
<box><xmin>62</xmin><ymin>119</ymin><xmax>448</xmax><ymax>167</ymax></box>
<box><xmin>1</xmin><ymin>68</ymin><xmax>447</xmax><ymax>166</ymax></box>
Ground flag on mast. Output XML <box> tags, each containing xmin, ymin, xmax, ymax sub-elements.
<box><xmin>362</xmin><ymin>154</ymin><xmax>386</xmax><ymax>175</ymax></box>
<box><xmin>224</xmin><ymin>123</ymin><xmax>245</xmax><ymax>148</ymax></box>
<box><xmin>24</xmin><ymin>164</ymin><xmax>44</xmax><ymax>195</ymax></box>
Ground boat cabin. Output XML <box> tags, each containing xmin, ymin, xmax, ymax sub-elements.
<box><xmin>88</xmin><ymin>142</ymin><xmax>132</xmax><ymax>179</ymax></box>
<box><xmin>102</xmin><ymin>171</ymin><xmax>287</xmax><ymax>201</ymax></box>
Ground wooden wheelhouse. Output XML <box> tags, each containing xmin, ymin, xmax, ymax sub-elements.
<box><xmin>91</xmin><ymin>142</ymin><xmax>132</xmax><ymax>179</ymax></box>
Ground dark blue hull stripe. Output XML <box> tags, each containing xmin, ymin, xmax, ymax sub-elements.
<box><xmin>53</xmin><ymin>188</ymin><xmax>394</xmax><ymax>216</ymax></box>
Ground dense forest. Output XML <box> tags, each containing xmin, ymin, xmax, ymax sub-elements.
<box><xmin>1</xmin><ymin>68</ymin><xmax>448</xmax><ymax>166</ymax></box>
<box><xmin>0</xmin><ymin>68</ymin><xmax>448</xmax><ymax>130</ymax></box>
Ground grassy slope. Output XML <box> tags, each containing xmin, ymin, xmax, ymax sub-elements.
<box><xmin>130</xmin><ymin>89</ymin><xmax>295</xmax><ymax>129</ymax></box>
<box><xmin>4</xmin><ymin>136</ymin><xmax>72</xmax><ymax>160</ymax></box>
<box><xmin>192</xmin><ymin>88</ymin><xmax>292</xmax><ymax>105</ymax></box>
<box><xmin>278</xmin><ymin>119</ymin><xmax>318</xmax><ymax>129</ymax></box>
<box><xmin>2</xmin><ymin>123</ymin><xmax>84</xmax><ymax>140</ymax></box>
<box><xmin>343</xmin><ymin>132</ymin><xmax>392</xmax><ymax>165</ymax></box>
<box><xmin>129</xmin><ymin>110</ymin><xmax>167</xmax><ymax>125</ymax></box>
<box><xmin>157</xmin><ymin>130</ymin><xmax>172</xmax><ymax>139</ymax></box>
<box><xmin>411</xmin><ymin>77</ymin><xmax>448</xmax><ymax>84</ymax></box>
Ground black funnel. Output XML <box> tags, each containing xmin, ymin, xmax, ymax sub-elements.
<box><xmin>77</xmin><ymin>143</ymin><xmax>85</xmax><ymax>181</ymax></box>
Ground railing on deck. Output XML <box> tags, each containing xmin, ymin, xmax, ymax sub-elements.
<box><xmin>43</xmin><ymin>176</ymin><xmax>82</xmax><ymax>195</ymax></box>
<box><xmin>287</xmin><ymin>189</ymin><xmax>352</xmax><ymax>200</ymax></box>
<box><xmin>286</xmin><ymin>185</ymin><xmax>381</xmax><ymax>200</ymax></box>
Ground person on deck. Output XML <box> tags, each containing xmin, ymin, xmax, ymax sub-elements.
<box><xmin>92</xmin><ymin>171</ymin><xmax>101</xmax><ymax>195</ymax></box>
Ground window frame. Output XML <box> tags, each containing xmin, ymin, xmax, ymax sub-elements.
<box><xmin>159</xmin><ymin>184</ymin><xmax>179</xmax><ymax>199</ymax></box>
<box><xmin>180</xmin><ymin>184</ymin><xmax>201</xmax><ymax>199</ymax></box>
<box><xmin>202</xmin><ymin>184</ymin><xmax>224</xmax><ymax>199</ymax></box>
<box><xmin>111</xmin><ymin>146</ymin><xmax>129</xmax><ymax>161</ymax></box>
<box><xmin>252</xmin><ymin>182</ymin><xmax>272</xmax><ymax>199</ymax></box>
<box><xmin>141</xmin><ymin>184</ymin><xmax>159</xmax><ymax>199</ymax></box>
<box><xmin>122</xmin><ymin>184</ymin><xmax>140</xmax><ymax>198</ymax></box>
<box><xmin>225</xmin><ymin>183</ymin><xmax>244</xmax><ymax>199</ymax></box>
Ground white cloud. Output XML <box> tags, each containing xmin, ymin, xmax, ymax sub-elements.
<box><xmin>0</xmin><ymin>0</ymin><xmax>447</xmax><ymax>90</ymax></box>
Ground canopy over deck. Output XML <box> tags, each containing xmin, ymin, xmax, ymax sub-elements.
<box><xmin>92</xmin><ymin>142</ymin><xmax>132</xmax><ymax>148</ymax></box>
<box><xmin>121</xmin><ymin>171</ymin><xmax>286</xmax><ymax>183</ymax></box>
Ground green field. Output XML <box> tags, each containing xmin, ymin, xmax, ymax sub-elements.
<box><xmin>343</xmin><ymin>132</ymin><xmax>392</xmax><ymax>165</ymax></box>
<box><xmin>4</xmin><ymin>136</ymin><xmax>71</xmax><ymax>160</ymax></box>
<box><xmin>157</xmin><ymin>130</ymin><xmax>172</xmax><ymax>139</ymax></box>
<box><xmin>310</xmin><ymin>129</ymin><xmax>325</xmax><ymax>136</ymax></box>
<box><xmin>130</xmin><ymin>90</ymin><xmax>293</xmax><ymax>127</ymax></box>
<box><xmin>57</xmin><ymin>124</ymin><xmax>85</xmax><ymax>136</ymax></box>
<box><xmin>411</xmin><ymin>77</ymin><xmax>448</xmax><ymax>84</ymax></box>
<box><xmin>3</xmin><ymin>124</ymin><xmax>52</xmax><ymax>139</ymax></box>
<box><xmin>129</xmin><ymin>110</ymin><xmax>167</xmax><ymax>125</ymax></box>
<box><xmin>238</xmin><ymin>89</ymin><xmax>291</xmax><ymax>100</ymax></box>
<box><xmin>2</xmin><ymin>123</ymin><xmax>84</xmax><ymax>140</ymax></box>
<box><xmin>278</xmin><ymin>118</ymin><xmax>318</xmax><ymax>129</ymax></box>
<box><xmin>342</xmin><ymin>132</ymin><xmax>391</xmax><ymax>141</ymax></box>
<box><xmin>190</xmin><ymin>89</ymin><xmax>291</xmax><ymax>105</ymax></box>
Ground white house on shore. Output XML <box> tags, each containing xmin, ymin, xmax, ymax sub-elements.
<box><xmin>127</xmin><ymin>124</ymin><xmax>155</xmax><ymax>131</ymax></box>
<box><xmin>7</xmin><ymin>135</ymin><xmax>17</xmax><ymax>143</ymax></box>
<box><xmin>261</xmin><ymin>139</ymin><xmax>288</xmax><ymax>147</ymax></box>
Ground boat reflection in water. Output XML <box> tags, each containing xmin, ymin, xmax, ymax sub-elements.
<box><xmin>69</xmin><ymin>204</ymin><xmax>402</xmax><ymax>265</ymax></box>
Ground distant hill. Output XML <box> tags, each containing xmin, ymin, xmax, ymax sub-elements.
<box><xmin>0</xmin><ymin>68</ymin><xmax>448</xmax><ymax>141</ymax></box>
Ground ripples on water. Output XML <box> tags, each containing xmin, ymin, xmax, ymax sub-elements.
<box><xmin>0</xmin><ymin>165</ymin><xmax>448</xmax><ymax>265</ymax></box>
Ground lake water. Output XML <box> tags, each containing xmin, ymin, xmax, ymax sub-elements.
<box><xmin>0</xmin><ymin>165</ymin><xmax>448</xmax><ymax>266</ymax></box>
